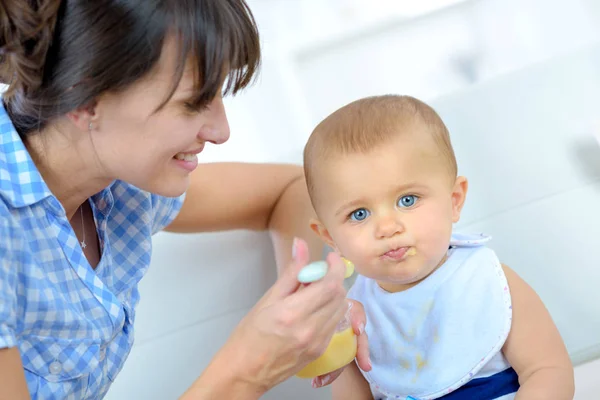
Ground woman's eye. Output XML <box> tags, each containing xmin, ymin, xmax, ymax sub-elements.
<box><xmin>350</xmin><ymin>208</ymin><xmax>370</xmax><ymax>221</ymax></box>
<box><xmin>398</xmin><ymin>195</ymin><xmax>418</xmax><ymax>208</ymax></box>
<box><xmin>184</xmin><ymin>102</ymin><xmax>209</xmax><ymax>114</ymax></box>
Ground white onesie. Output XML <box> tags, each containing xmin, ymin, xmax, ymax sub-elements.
<box><xmin>348</xmin><ymin>233</ymin><xmax>518</xmax><ymax>400</ymax></box>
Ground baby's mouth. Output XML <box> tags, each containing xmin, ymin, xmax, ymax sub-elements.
<box><xmin>382</xmin><ymin>247</ymin><xmax>409</xmax><ymax>260</ymax></box>
<box><xmin>381</xmin><ymin>246</ymin><xmax>417</xmax><ymax>261</ymax></box>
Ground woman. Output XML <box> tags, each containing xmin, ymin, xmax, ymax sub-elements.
<box><xmin>0</xmin><ymin>0</ymin><xmax>370</xmax><ymax>398</ymax></box>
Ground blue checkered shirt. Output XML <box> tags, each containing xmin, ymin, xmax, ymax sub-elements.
<box><xmin>0</xmin><ymin>103</ymin><xmax>185</xmax><ymax>399</ymax></box>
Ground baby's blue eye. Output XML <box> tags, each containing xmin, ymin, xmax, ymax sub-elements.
<box><xmin>398</xmin><ymin>195</ymin><xmax>418</xmax><ymax>208</ymax></box>
<box><xmin>350</xmin><ymin>208</ymin><xmax>370</xmax><ymax>221</ymax></box>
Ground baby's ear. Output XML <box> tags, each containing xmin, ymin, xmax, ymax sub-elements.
<box><xmin>309</xmin><ymin>218</ymin><xmax>337</xmax><ymax>250</ymax></box>
<box><xmin>451</xmin><ymin>176</ymin><xmax>469</xmax><ymax>223</ymax></box>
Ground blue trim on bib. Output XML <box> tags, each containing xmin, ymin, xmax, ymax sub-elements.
<box><xmin>439</xmin><ymin>367</ymin><xmax>519</xmax><ymax>399</ymax></box>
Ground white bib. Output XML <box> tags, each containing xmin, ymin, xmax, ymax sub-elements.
<box><xmin>348</xmin><ymin>233</ymin><xmax>513</xmax><ymax>399</ymax></box>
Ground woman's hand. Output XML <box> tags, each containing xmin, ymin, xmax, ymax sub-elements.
<box><xmin>197</xmin><ymin>238</ymin><xmax>350</xmax><ymax>397</ymax></box>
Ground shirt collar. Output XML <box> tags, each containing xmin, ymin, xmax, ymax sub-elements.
<box><xmin>0</xmin><ymin>101</ymin><xmax>53</xmax><ymax>208</ymax></box>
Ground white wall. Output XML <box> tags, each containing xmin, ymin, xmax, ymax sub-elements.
<box><xmin>435</xmin><ymin>47</ymin><xmax>600</xmax><ymax>364</ymax></box>
<box><xmin>106</xmin><ymin>1</ymin><xmax>600</xmax><ymax>398</ymax></box>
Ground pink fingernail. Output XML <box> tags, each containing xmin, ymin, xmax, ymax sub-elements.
<box><xmin>320</xmin><ymin>374</ymin><xmax>332</xmax><ymax>386</ymax></box>
<box><xmin>358</xmin><ymin>323</ymin><xmax>365</xmax><ymax>335</ymax></box>
<box><xmin>312</xmin><ymin>377</ymin><xmax>320</xmax><ymax>388</ymax></box>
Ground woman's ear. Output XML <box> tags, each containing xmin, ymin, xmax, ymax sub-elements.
<box><xmin>451</xmin><ymin>176</ymin><xmax>469</xmax><ymax>223</ymax></box>
<box><xmin>65</xmin><ymin>100</ymin><xmax>98</xmax><ymax>132</ymax></box>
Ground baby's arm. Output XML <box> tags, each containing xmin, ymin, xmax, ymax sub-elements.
<box><xmin>501</xmin><ymin>264</ymin><xmax>574</xmax><ymax>399</ymax></box>
<box><xmin>331</xmin><ymin>362</ymin><xmax>373</xmax><ymax>400</ymax></box>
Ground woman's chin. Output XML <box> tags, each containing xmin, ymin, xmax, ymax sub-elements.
<box><xmin>141</xmin><ymin>177</ymin><xmax>190</xmax><ymax>198</ymax></box>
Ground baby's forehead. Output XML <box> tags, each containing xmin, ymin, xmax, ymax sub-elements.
<box><xmin>312</xmin><ymin>144</ymin><xmax>450</xmax><ymax>196</ymax></box>
<box><xmin>323</xmin><ymin>133</ymin><xmax>441</xmax><ymax>167</ymax></box>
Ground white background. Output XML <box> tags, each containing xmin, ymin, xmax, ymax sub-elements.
<box><xmin>92</xmin><ymin>0</ymin><xmax>600</xmax><ymax>398</ymax></box>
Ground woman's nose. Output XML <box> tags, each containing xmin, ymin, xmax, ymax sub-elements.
<box><xmin>198</xmin><ymin>96</ymin><xmax>230</xmax><ymax>144</ymax></box>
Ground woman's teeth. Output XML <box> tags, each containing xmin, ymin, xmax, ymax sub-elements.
<box><xmin>174</xmin><ymin>153</ymin><xmax>197</xmax><ymax>162</ymax></box>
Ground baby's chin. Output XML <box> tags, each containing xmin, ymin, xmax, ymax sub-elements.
<box><xmin>372</xmin><ymin>264</ymin><xmax>438</xmax><ymax>293</ymax></box>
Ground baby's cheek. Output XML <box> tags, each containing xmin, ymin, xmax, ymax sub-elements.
<box><xmin>414</xmin><ymin>209</ymin><xmax>453</xmax><ymax>252</ymax></box>
<box><xmin>346</xmin><ymin>238</ymin><xmax>370</xmax><ymax>263</ymax></box>
<box><xmin>339</xmin><ymin>236</ymin><xmax>372</xmax><ymax>273</ymax></box>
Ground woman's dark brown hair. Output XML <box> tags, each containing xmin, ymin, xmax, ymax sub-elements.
<box><xmin>0</xmin><ymin>0</ymin><xmax>261</xmax><ymax>135</ymax></box>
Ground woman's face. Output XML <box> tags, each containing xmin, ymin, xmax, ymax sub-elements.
<box><xmin>90</xmin><ymin>38</ymin><xmax>230</xmax><ymax>197</ymax></box>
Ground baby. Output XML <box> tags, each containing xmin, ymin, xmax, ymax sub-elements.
<box><xmin>302</xmin><ymin>95</ymin><xmax>574</xmax><ymax>399</ymax></box>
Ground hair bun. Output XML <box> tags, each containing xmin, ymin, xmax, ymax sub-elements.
<box><xmin>0</xmin><ymin>0</ymin><xmax>62</xmax><ymax>98</ymax></box>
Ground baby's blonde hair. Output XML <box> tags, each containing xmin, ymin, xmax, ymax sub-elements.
<box><xmin>303</xmin><ymin>95</ymin><xmax>457</xmax><ymax>205</ymax></box>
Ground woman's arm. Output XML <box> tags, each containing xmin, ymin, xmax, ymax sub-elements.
<box><xmin>0</xmin><ymin>347</ymin><xmax>30</xmax><ymax>400</ymax></box>
<box><xmin>179</xmin><ymin>343</ymin><xmax>264</xmax><ymax>400</ymax></box>
<box><xmin>179</xmin><ymin>240</ymin><xmax>350</xmax><ymax>399</ymax></box>
<box><xmin>501</xmin><ymin>265</ymin><xmax>574</xmax><ymax>399</ymax></box>
<box><xmin>165</xmin><ymin>162</ymin><xmax>323</xmax><ymax>269</ymax></box>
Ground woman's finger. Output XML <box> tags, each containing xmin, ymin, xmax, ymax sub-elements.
<box><xmin>287</xmin><ymin>252</ymin><xmax>346</xmax><ymax>315</ymax></box>
<box><xmin>270</xmin><ymin>237</ymin><xmax>311</xmax><ymax>299</ymax></box>
<box><xmin>315</xmin><ymin>303</ymin><xmax>347</xmax><ymax>349</ymax></box>
<box><xmin>311</xmin><ymin>368</ymin><xmax>342</xmax><ymax>388</ymax></box>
